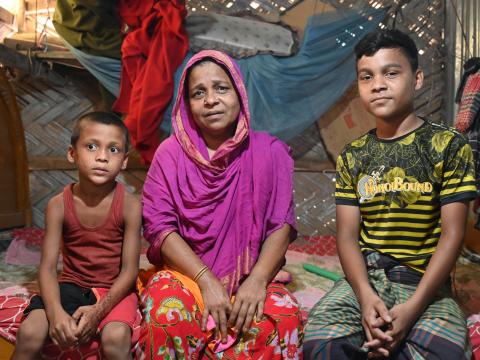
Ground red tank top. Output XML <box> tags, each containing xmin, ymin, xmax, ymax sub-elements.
<box><xmin>59</xmin><ymin>183</ymin><xmax>125</xmax><ymax>288</ymax></box>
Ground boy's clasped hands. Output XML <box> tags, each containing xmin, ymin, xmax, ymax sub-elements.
<box><xmin>361</xmin><ymin>290</ymin><xmax>420</xmax><ymax>358</ymax></box>
<box><xmin>49</xmin><ymin>305</ymin><xmax>101</xmax><ymax>348</ymax></box>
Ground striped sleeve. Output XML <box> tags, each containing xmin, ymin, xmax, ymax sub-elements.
<box><xmin>335</xmin><ymin>150</ymin><xmax>358</xmax><ymax>206</ymax></box>
<box><xmin>440</xmin><ymin>135</ymin><xmax>477</xmax><ymax>205</ymax></box>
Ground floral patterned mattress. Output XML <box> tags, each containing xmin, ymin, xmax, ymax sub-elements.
<box><xmin>1</xmin><ymin>229</ymin><xmax>480</xmax><ymax>359</ymax></box>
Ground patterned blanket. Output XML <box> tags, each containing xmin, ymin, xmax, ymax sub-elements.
<box><xmin>2</xmin><ymin>230</ymin><xmax>480</xmax><ymax>359</ymax></box>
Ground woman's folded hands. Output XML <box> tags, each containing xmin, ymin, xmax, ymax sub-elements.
<box><xmin>198</xmin><ymin>270</ymin><xmax>268</xmax><ymax>343</ymax></box>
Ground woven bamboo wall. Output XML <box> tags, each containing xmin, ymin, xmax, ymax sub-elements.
<box><xmin>8</xmin><ymin>0</ymin><xmax>446</xmax><ymax>236</ymax></box>
<box><xmin>324</xmin><ymin>0</ymin><xmax>447</xmax><ymax>123</ymax></box>
<box><xmin>10</xmin><ymin>71</ymin><xmax>146</xmax><ymax>227</ymax></box>
<box><xmin>10</xmin><ymin>69</ymin><xmax>335</xmax><ymax>235</ymax></box>
<box><xmin>287</xmin><ymin>0</ymin><xmax>447</xmax><ymax>235</ymax></box>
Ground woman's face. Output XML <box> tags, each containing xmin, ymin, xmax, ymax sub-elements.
<box><xmin>187</xmin><ymin>61</ymin><xmax>241</xmax><ymax>144</ymax></box>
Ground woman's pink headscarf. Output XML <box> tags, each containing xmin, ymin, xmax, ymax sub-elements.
<box><xmin>142</xmin><ymin>50</ymin><xmax>296</xmax><ymax>295</ymax></box>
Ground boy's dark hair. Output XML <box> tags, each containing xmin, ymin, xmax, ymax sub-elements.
<box><xmin>354</xmin><ymin>29</ymin><xmax>419</xmax><ymax>71</ymax></box>
<box><xmin>71</xmin><ymin>111</ymin><xmax>130</xmax><ymax>152</ymax></box>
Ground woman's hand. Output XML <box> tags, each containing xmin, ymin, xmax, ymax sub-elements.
<box><xmin>228</xmin><ymin>274</ymin><xmax>267</xmax><ymax>334</ymax></box>
<box><xmin>197</xmin><ymin>271</ymin><xmax>232</xmax><ymax>343</ymax></box>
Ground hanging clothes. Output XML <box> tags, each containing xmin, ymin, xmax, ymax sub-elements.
<box><xmin>56</xmin><ymin>5</ymin><xmax>385</xmax><ymax>163</ymax></box>
<box><xmin>62</xmin><ymin>40</ymin><xmax>121</xmax><ymax>97</ymax></box>
<box><xmin>53</xmin><ymin>0</ymin><xmax>123</xmax><ymax>59</ymax></box>
<box><xmin>455</xmin><ymin>58</ymin><xmax>480</xmax><ymax>229</ymax></box>
<box><xmin>455</xmin><ymin>58</ymin><xmax>480</xmax><ymax>104</ymax></box>
<box><xmin>112</xmin><ymin>0</ymin><xmax>189</xmax><ymax>163</ymax></box>
<box><xmin>455</xmin><ymin>59</ymin><xmax>480</xmax><ymax>132</ymax></box>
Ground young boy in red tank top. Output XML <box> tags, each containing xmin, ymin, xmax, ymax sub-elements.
<box><xmin>12</xmin><ymin>112</ymin><xmax>142</xmax><ymax>360</ymax></box>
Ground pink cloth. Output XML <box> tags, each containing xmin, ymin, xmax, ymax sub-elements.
<box><xmin>206</xmin><ymin>316</ymin><xmax>236</xmax><ymax>353</ymax></box>
<box><xmin>142</xmin><ymin>50</ymin><xmax>296</xmax><ymax>295</ymax></box>
<box><xmin>12</xmin><ymin>227</ymin><xmax>44</xmax><ymax>247</ymax></box>
<box><xmin>470</xmin><ymin>320</ymin><xmax>480</xmax><ymax>359</ymax></box>
<box><xmin>288</xmin><ymin>235</ymin><xmax>338</xmax><ymax>256</ymax></box>
<box><xmin>4</xmin><ymin>227</ymin><xmax>45</xmax><ymax>266</ymax></box>
<box><xmin>5</xmin><ymin>238</ymin><xmax>41</xmax><ymax>266</ymax></box>
<box><xmin>0</xmin><ymin>294</ymin><xmax>30</xmax><ymax>343</ymax></box>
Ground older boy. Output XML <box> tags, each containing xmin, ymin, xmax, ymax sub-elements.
<box><xmin>305</xmin><ymin>29</ymin><xmax>476</xmax><ymax>359</ymax></box>
<box><xmin>12</xmin><ymin>112</ymin><xmax>141</xmax><ymax>360</ymax></box>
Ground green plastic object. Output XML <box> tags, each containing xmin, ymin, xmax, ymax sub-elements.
<box><xmin>303</xmin><ymin>263</ymin><xmax>342</xmax><ymax>281</ymax></box>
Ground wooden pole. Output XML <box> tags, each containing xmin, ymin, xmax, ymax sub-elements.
<box><xmin>0</xmin><ymin>44</ymin><xmax>66</xmax><ymax>85</ymax></box>
<box><xmin>17</xmin><ymin>0</ymin><xmax>26</xmax><ymax>33</ymax></box>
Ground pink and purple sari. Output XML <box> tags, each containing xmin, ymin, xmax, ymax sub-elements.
<box><xmin>139</xmin><ymin>50</ymin><xmax>302</xmax><ymax>359</ymax></box>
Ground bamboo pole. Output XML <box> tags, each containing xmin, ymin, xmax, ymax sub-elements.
<box><xmin>17</xmin><ymin>0</ymin><xmax>26</xmax><ymax>32</ymax></box>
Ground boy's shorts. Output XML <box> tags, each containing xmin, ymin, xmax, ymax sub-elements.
<box><xmin>24</xmin><ymin>282</ymin><xmax>138</xmax><ymax>331</ymax></box>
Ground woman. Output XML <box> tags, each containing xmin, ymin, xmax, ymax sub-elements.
<box><xmin>139</xmin><ymin>50</ymin><xmax>303</xmax><ymax>359</ymax></box>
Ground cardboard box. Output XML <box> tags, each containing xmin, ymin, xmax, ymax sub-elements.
<box><xmin>317</xmin><ymin>85</ymin><xmax>377</xmax><ymax>160</ymax></box>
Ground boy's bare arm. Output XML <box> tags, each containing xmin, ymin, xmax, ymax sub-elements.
<box><xmin>39</xmin><ymin>194</ymin><xmax>78</xmax><ymax>346</ymax></box>
<box><xmin>337</xmin><ymin>205</ymin><xmax>370</xmax><ymax>299</ymax></box>
<box><xmin>73</xmin><ymin>192</ymin><xmax>141</xmax><ymax>341</ymax></box>
<box><xmin>336</xmin><ymin>205</ymin><xmax>392</xmax><ymax>355</ymax></box>
<box><xmin>381</xmin><ymin>200</ymin><xmax>469</xmax><ymax>352</ymax></box>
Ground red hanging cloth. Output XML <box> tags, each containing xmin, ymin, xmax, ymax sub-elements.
<box><xmin>114</xmin><ymin>0</ymin><xmax>189</xmax><ymax>163</ymax></box>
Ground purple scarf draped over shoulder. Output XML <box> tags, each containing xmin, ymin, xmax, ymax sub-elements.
<box><xmin>142</xmin><ymin>50</ymin><xmax>296</xmax><ymax>294</ymax></box>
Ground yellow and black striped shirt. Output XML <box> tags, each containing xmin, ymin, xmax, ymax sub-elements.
<box><xmin>335</xmin><ymin>121</ymin><xmax>477</xmax><ymax>272</ymax></box>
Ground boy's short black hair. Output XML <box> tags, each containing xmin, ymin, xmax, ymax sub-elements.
<box><xmin>71</xmin><ymin>111</ymin><xmax>130</xmax><ymax>152</ymax></box>
<box><xmin>354</xmin><ymin>29</ymin><xmax>419</xmax><ymax>71</ymax></box>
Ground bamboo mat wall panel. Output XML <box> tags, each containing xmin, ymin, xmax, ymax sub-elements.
<box><xmin>326</xmin><ymin>0</ymin><xmax>448</xmax><ymax>123</ymax></box>
<box><xmin>10</xmin><ymin>71</ymin><xmax>337</xmax><ymax>234</ymax></box>
<box><xmin>29</xmin><ymin>170</ymin><xmax>78</xmax><ymax>226</ymax></box>
<box><xmin>8</xmin><ymin>0</ymin><xmax>446</xmax><ymax>234</ymax></box>
<box><xmin>9</xmin><ymin>72</ymin><xmax>147</xmax><ymax>228</ymax></box>
<box><xmin>293</xmin><ymin>172</ymin><xmax>336</xmax><ymax>236</ymax></box>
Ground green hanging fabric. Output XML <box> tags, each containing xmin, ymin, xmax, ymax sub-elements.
<box><xmin>53</xmin><ymin>0</ymin><xmax>123</xmax><ymax>59</ymax></box>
